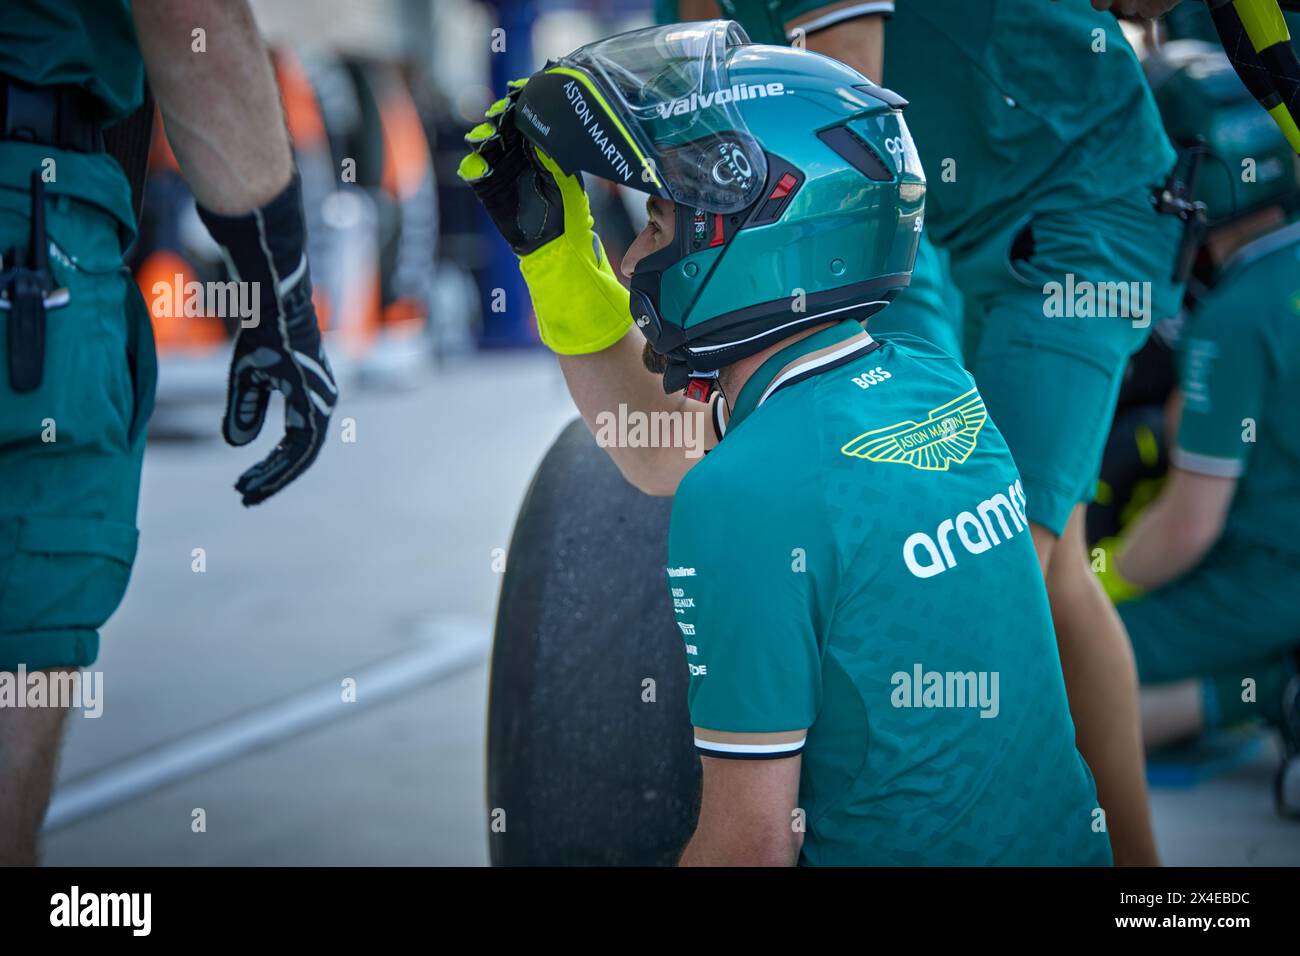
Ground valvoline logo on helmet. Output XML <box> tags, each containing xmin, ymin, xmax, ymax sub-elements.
<box><xmin>654</xmin><ymin>81</ymin><xmax>790</xmax><ymax>118</ymax></box>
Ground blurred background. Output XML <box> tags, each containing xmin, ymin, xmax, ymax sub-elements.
<box><xmin>38</xmin><ymin>0</ymin><xmax>1300</xmax><ymax>865</ymax></box>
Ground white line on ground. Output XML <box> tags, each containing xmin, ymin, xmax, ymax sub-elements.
<box><xmin>42</xmin><ymin>614</ymin><xmax>490</xmax><ymax>832</ymax></box>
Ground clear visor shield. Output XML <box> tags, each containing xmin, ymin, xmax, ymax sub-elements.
<box><xmin>516</xmin><ymin>20</ymin><xmax>769</xmax><ymax>213</ymax></box>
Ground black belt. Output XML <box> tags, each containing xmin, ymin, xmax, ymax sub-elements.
<box><xmin>0</xmin><ymin>75</ymin><xmax>105</xmax><ymax>153</ymax></box>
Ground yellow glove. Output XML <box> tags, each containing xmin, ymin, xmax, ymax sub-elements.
<box><xmin>1093</xmin><ymin>536</ymin><xmax>1146</xmax><ymax>605</ymax></box>
<box><xmin>458</xmin><ymin>81</ymin><xmax>631</xmax><ymax>355</ymax></box>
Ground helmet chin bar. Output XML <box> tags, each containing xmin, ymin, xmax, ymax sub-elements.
<box><xmin>645</xmin><ymin>277</ymin><xmax>906</xmax><ymax>395</ymax></box>
<box><xmin>630</xmin><ymin>202</ymin><xmax>712</xmax><ymax>394</ymax></box>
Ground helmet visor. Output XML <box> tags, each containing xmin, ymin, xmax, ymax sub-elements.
<box><xmin>515</xmin><ymin>20</ymin><xmax>769</xmax><ymax>214</ymax></box>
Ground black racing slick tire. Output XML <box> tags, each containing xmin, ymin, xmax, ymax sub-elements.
<box><xmin>486</xmin><ymin>419</ymin><xmax>700</xmax><ymax>865</ymax></box>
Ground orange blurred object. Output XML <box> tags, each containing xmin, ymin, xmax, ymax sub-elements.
<box><xmin>147</xmin><ymin>108</ymin><xmax>179</xmax><ymax>175</ymax></box>
<box><xmin>136</xmin><ymin>250</ymin><xmax>227</xmax><ymax>351</ymax></box>
<box><xmin>382</xmin><ymin>297</ymin><xmax>426</xmax><ymax>332</ymax></box>
<box><xmin>275</xmin><ymin>49</ymin><xmax>328</xmax><ymax>151</ymax></box>
<box><xmin>378</xmin><ymin>76</ymin><xmax>433</xmax><ymax>202</ymax></box>
<box><xmin>312</xmin><ymin>287</ymin><xmax>332</xmax><ymax>332</ymax></box>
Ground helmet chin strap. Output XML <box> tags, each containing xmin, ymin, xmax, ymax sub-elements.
<box><xmin>657</xmin><ymin>352</ymin><xmax>720</xmax><ymax>402</ymax></box>
<box><xmin>660</xmin><ymin>356</ymin><xmax>715</xmax><ymax>398</ymax></box>
<box><xmin>684</xmin><ymin>369</ymin><xmax>720</xmax><ymax>403</ymax></box>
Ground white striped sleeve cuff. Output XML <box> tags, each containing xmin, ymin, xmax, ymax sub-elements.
<box><xmin>694</xmin><ymin>729</ymin><xmax>807</xmax><ymax>760</ymax></box>
<box><xmin>1172</xmin><ymin>447</ymin><xmax>1245</xmax><ymax>478</ymax></box>
<box><xmin>789</xmin><ymin>2</ymin><xmax>895</xmax><ymax>38</ymax></box>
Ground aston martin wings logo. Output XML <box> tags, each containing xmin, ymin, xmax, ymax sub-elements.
<box><xmin>841</xmin><ymin>387</ymin><xmax>988</xmax><ymax>471</ymax></box>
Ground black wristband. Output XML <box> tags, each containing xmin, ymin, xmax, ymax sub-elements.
<box><xmin>196</xmin><ymin>173</ymin><xmax>309</xmax><ymax>306</ymax></box>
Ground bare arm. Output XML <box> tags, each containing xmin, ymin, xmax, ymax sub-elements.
<box><xmin>678</xmin><ymin>0</ymin><xmax>726</xmax><ymax>19</ymax></box>
<box><xmin>679</xmin><ymin>755</ymin><xmax>803</xmax><ymax>866</ymax></box>
<box><xmin>681</xmin><ymin>0</ymin><xmax>885</xmax><ymax>82</ymax></box>
<box><xmin>1090</xmin><ymin>0</ymin><xmax>1184</xmax><ymax>17</ymax></box>
<box><xmin>1116</xmin><ymin>467</ymin><xmax>1236</xmax><ymax>589</ymax></box>
<box><xmin>132</xmin><ymin>0</ymin><xmax>293</xmax><ymax>214</ymax></box>
<box><xmin>558</xmin><ymin>333</ymin><xmax>718</xmax><ymax>497</ymax></box>
<box><xmin>789</xmin><ymin>5</ymin><xmax>885</xmax><ymax>83</ymax></box>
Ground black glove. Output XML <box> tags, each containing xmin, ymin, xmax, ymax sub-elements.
<box><xmin>196</xmin><ymin>175</ymin><xmax>337</xmax><ymax>506</ymax></box>
<box><xmin>458</xmin><ymin>79</ymin><xmax>568</xmax><ymax>255</ymax></box>
<box><xmin>459</xmin><ymin>81</ymin><xmax>634</xmax><ymax>356</ymax></box>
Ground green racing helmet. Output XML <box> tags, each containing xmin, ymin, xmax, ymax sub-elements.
<box><xmin>1146</xmin><ymin>40</ymin><xmax>1300</xmax><ymax>226</ymax></box>
<box><xmin>513</xmin><ymin>20</ymin><xmax>925</xmax><ymax>392</ymax></box>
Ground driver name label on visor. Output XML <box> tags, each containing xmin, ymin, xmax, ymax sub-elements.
<box><xmin>519</xmin><ymin>103</ymin><xmax>551</xmax><ymax>137</ymax></box>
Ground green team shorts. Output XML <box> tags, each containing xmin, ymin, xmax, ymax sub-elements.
<box><xmin>0</xmin><ymin>185</ymin><xmax>156</xmax><ymax>671</ymax></box>
<box><xmin>950</xmin><ymin>186</ymin><xmax>1184</xmax><ymax>536</ymax></box>
<box><xmin>1119</xmin><ymin>538</ymin><xmax>1300</xmax><ymax>685</ymax></box>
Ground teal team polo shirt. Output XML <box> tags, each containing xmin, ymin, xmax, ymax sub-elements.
<box><xmin>666</xmin><ymin>320</ymin><xmax>1112</xmax><ymax>865</ymax></box>
<box><xmin>1175</xmin><ymin>222</ymin><xmax>1300</xmax><ymax>556</ymax></box>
